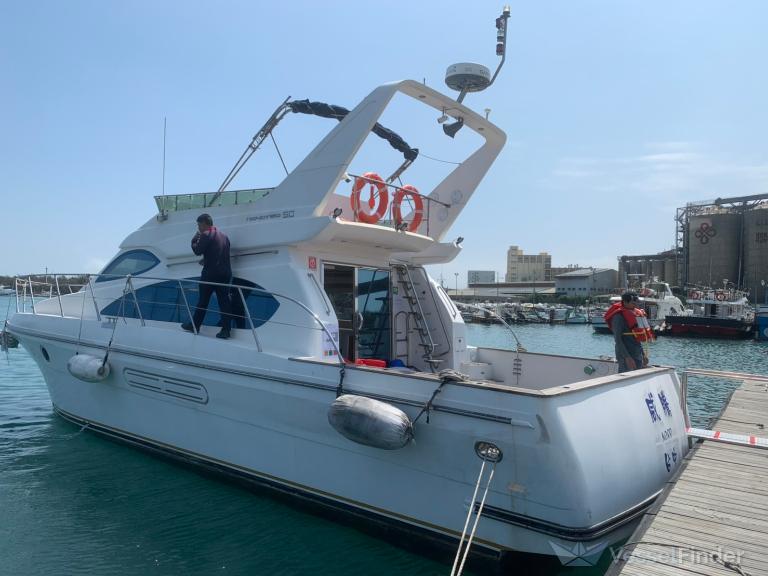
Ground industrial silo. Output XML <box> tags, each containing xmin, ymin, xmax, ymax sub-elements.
<box><xmin>651</xmin><ymin>259</ymin><xmax>664</xmax><ymax>280</ymax></box>
<box><xmin>687</xmin><ymin>213</ymin><xmax>741</xmax><ymax>288</ymax></box>
<box><xmin>664</xmin><ymin>258</ymin><xmax>677</xmax><ymax>285</ymax></box>
<box><xmin>743</xmin><ymin>206</ymin><xmax>768</xmax><ymax>303</ymax></box>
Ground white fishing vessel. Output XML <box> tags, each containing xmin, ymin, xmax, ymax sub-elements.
<box><xmin>6</xmin><ymin>22</ymin><xmax>689</xmax><ymax>568</ymax></box>
<box><xmin>0</xmin><ymin>285</ymin><xmax>14</xmax><ymax>296</ymax></box>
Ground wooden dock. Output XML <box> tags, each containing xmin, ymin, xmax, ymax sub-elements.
<box><xmin>607</xmin><ymin>376</ymin><xmax>768</xmax><ymax>576</ymax></box>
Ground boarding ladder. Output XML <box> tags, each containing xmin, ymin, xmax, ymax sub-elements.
<box><xmin>392</xmin><ymin>264</ymin><xmax>441</xmax><ymax>371</ymax></box>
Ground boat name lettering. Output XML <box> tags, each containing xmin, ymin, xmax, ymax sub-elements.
<box><xmin>756</xmin><ymin>231</ymin><xmax>768</xmax><ymax>244</ymax></box>
<box><xmin>663</xmin><ymin>448</ymin><xmax>678</xmax><ymax>472</ymax></box>
<box><xmin>661</xmin><ymin>427</ymin><xmax>673</xmax><ymax>441</ymax></box>
<box><xmin>247</xmin><ymin>210</ymin><xmax>295</xmax><ymax>222</ymax></box>
<box><xmin>657</xmin><ymin>391</ymin><xmax>672</xmax><ymax>417</ymax></box>
<box><xmin>645</xmin><ymin>392</ymin><xmax>661</xmax><ymax>423</ymax></box>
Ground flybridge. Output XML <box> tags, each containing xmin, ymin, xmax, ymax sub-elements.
<box><xmin>151</xmin><ymin>80</ymin><xmax>506</xmax><ymax>246</ymax></box>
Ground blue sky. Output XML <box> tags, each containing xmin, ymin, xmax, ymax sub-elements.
<box><xmin>2</xmin><ymin>1</ymin><xmax>767</xmax><ymax>286</ymax></box>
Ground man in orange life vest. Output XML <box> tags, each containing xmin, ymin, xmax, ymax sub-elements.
<box><xmin>604</xmin><ymin>291</ymin><xmax>654</xmax><ymax>373</ymax></box>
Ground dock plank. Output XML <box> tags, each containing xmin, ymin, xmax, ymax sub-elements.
<box><xmin>607</xmin><ymin>377</ymin><xmax>768</xmax><ymax>576</ymax></box>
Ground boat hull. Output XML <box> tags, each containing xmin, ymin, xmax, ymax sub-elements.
<box><xmin>9</xmin><ymin>316</ymin><xmax>688</xmax><ymax>566</ymax></box>
<box><xmin>664</xmin><ymin>316</ymin><xmax>754</xmax><ymax>339</ymax></box>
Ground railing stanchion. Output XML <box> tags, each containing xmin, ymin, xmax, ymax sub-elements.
<box><xmin>177</xmin><ymin>280</ymin><xmax>197</xmax><ymax>334</ymax></box>
<box><xmin>126</xmin><ymin>276</ymin><xmax>144</xmax><ymax>326</ymax></box>
<box><xmin>54</xmin><ymin>276</ymin><xmax>64</xmax><ymax>317</ymax></box>
<box><xmin>86</xmin><ymin>275</ymin><xmax>102</xmax><ymax>321</ymax></box>
<box><xmin>27</xmin><ymin>276</ymin><xmax>36</xmax><ymax>315</ymax></box>
<box><xmin>238</xmin><ymin>287</ymin><xmax>262</xmax><ymax>352</ymax></box>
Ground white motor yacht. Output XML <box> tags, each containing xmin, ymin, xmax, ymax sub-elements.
<box><xmin>7</xmin><ymin>78</ymin><xmax>689</xmax><ymax>566</ymax></box>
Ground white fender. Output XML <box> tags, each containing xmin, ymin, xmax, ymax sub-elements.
<box><xmin>328</xmin><ymin>394</ymin><xmax>414</xmax><ymax>450</ymax></box>
<box><xmin>67</xmin><ymin>354</ymin><xmax>111</xmax><ymax>382</ymax></box>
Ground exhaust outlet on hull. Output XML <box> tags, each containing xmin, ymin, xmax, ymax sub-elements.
<box><xmin>328</xmin><ymin>394</ymin><xmax>414</xmax><ymax>450</ymax></box>
<box><xmin>67</xmin><ymin>354</ymin><xmax>111</xmax><ymax>383</ymax></box>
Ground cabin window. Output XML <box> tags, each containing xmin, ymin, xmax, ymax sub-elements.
<box><xmin>100</xmin><ymin>277</ymin><xmax>280</xmax><ymax>327</ymax></box>
<box><xmin>96</xmin><ymin>250</ymin><xmax>160</xmax><ymax>282</ymax></box>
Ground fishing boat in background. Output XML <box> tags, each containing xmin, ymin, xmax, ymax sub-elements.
<box><xmin>666</xmin><ymin>287</ymin><xmax>754</xmax><ymax>339</ymax></box>
<box><xmin>592</xmin><ymin>282</ymin><xmax>685</xmax><ymax>335</ymax></box>
<box><xmin>565</xmin><ymin>306</ymin><xmax>589</xmax><ymax>324</ymax></box>
<box><xmin>0</xmin><ymin>285</ymin><xmax>14</xmax><ymax>296</ymax></box>
<box><xmin>636</xmin><ymin>282</ymin><xmax>687</xmax><ymax>332</ymax></box>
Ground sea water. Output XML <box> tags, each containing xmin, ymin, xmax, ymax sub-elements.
<box><xmin>2</xmin><ymin>296</ymin><xmax>766</xmax><ymax>576</ymax></box>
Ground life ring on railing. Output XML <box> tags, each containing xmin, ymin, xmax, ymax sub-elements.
<box><xmin>689</xmin><ymin>291</ymin><xmax>701</xmax><ymax>300</ymax></box>
<box><xmin>392</xmin><ymin>185</ymin><xmax>424</xmax><ymax>232</ymax></box>
<box><xmin>351</xmin><ymin>172</ymin><xmax>388</xmax><ymax>224</ymax></box>
<box><xmin>715</xmin><ymin>291</ymin><xmax>726</xmax><ymax>301</ymax></box>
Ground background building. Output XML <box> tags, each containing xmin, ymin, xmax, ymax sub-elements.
<box><xmin>555</xmin><ymin>268</ymin><xmax>617</xmax><ymax>296</ymax></box>
<box><xmin>618</xmin><ymin>250</ymin><xmax>678</xmax><ymax>288</ymax></box>
<box><xmin>676</xmin><ymin>193</ymin><xmax>768</xmax><ymax>303</ymax></box>
<box><xmin>467</xmin><ymin>270</ymin><xmax>496</xmax><ymax>285</ymax></box>
<box><xmin>506</xmin><ymin>245</ymin><xmax>552</xmax><ymax>282</ymax></box>
<box><xmin>452</xmin><ymin>281</ymin><xmax>556</xmax><ymax>301</ymax></box>
<box><xmin>550</xmin><ymin>264</ymin><xmax>582</xmax><ymax>277</ymax></box>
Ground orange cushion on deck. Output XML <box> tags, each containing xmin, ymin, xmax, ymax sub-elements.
<box><xmin>355</xmin><ymin>358</ymin><xmax>387</xmax><ymax>368</ymax></box>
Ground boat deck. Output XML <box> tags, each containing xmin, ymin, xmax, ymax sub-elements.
<box><xmin>607</xmin><ymin>377</ymin><xmax>768</xmax><ymax>576</ymax></box>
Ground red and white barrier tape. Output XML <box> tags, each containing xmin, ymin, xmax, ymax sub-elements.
<box><xmin>687</xmin><ymin>426</ymin><xmax>768</xmax><ymax>449</ymax></box>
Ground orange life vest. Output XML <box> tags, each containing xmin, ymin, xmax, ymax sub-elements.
<box><xmin>604</xmin><ymin>302</ymin><xmax>655</xmax><ymax>343</ymax></box>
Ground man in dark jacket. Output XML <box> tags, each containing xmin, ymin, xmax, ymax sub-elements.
<box><xmin>181</xmin><ymin>213</ymin><xmax>232</xmax><ymax>339</ymax></box>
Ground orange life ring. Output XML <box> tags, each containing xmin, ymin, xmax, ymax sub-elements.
<box><xmin>351</xmin><ymin>172</ymin><xmax>388</xmax><ymax>224</ymax></box>
<box><xmin>392</xmin><ymin>184</ymin><xmax>424</xmax><ymax>232</ymax></box>
<box><xmin>715</xmin><ymin>291</ymin><xmax>726</xmax><ymax>301</ymax></box>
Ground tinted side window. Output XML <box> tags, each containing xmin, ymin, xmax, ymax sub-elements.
<box><xmin>97</xmin><ymin>250</ymin><xmax>160</xmax><ymax>283</ymax></box>
<box><xmin>100</xmin><ymin>277</ymin><xmax>280</xmax><ymax>328</ymax></box>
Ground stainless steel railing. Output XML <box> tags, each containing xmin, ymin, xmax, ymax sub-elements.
<box><xmin>13</xmin><ymin>273</ymin><xmax>344</xmax><ymax>365</ymax></box>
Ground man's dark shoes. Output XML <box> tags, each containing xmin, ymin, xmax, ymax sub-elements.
<box><xmin>216</xmin><ymin>329</ymin><xmax>231</xmax><ymax>339</ymax></box>
<box><xmin>181</xmin><ymin>322</ymin><xmax>195</xmax><ymax>333</ymax></box>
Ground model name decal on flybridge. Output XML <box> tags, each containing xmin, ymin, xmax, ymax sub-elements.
<box><xmin>247</xmin><ymin>210</ymin><xmax>295</xmax><ymax>222</ymax></box>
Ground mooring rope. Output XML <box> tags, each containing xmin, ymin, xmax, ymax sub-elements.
<box><xmin>449</xmin><ymin>459</ymin><xmax>497</xmax><ymax>576</ymax></box>
<box><xmin>412</xmin><ymin>369</ymin><xmax>469</xmax><ymax>425</ymax></box>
